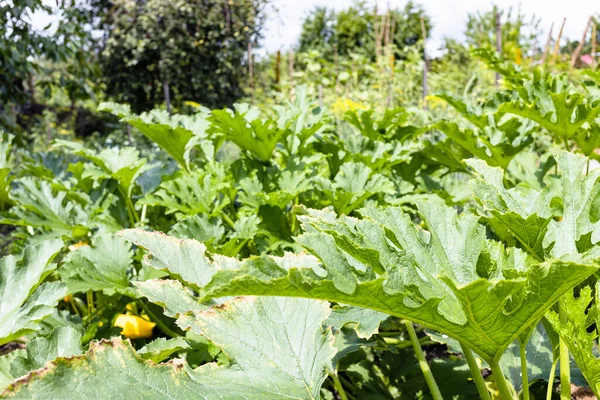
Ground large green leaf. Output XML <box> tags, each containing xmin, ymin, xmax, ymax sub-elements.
<box><xmin>546</xmin><ymin>285</ymin><xmax>600</xmax><ymax>398</ymax></box>
<box><xmin>0</xmin><ymin>240</ymin><xmax>66</xmax><ymax>346</ymax></box>
<box><xmin>326</xmin><ymin>306</ymin><xmax>388</xmax><ymax>339</ymax></box>
<box><xmin>209</xmin><ymin>107</ymin><xmax>285</xmax><ymax>162</ymax></box>
<box><xmin>434</xmin><ymin>120</ymin><xmax>531</xmax><ymax>169</ymax></box>
<box><xmin>193</xmin><ymin>200</ymin><xmax>597</xmax><ymax>363</ymax></box>
<box><xmin>10</xmin><ymin>327</ymin><xmax>82</xmax><ymax>378</ymax></box>
<box><xmin>169</xmin><ymin>214</ymin><xmax>225</xmax><ymax>245</ymax></box>
<box><xmin>545</xmin><ymin>152</ymin><xmax>600</xmax><ymax>257</ymax></box>
<box><xmin>3</xmin><ymin>339</ymin><xmax>208</xmax><ymax>399</ymax></box>
<box><xmin>133</xmin><ymin>279</ymin><xmax>207</xmax><ymax>318</ymax></box>
<box><xmin>4</xmin><ymin>297</ymin><xmax>336</xmax><ymax>399</ymax></box>
<box><xmin>139</xmin><ymin>171</ymin><xmax>229</xmax><ymax>217</ymax></box>
<box><xmin>56</xmin><ymin>141</ymin><xmax>148</xmax><ymax>199</ymax></box>
<box><xmin>344</xmin><ymin>107</ymin><xmax>424</xmax><ymax>143</ymax></box>
<box><xmin>177</xmin><ymin>296</ymin><xmax>336</xmax><ymax>398</ymax></box>
<box><xmin>2</xmin><ymin>178</ymin><xmax>89</xmax><ymax>238</ymax></box>
<box><xmin>0</xmin><ymin>132</ymin><xmax>14</xmax><ymax>211</ymax></box>
<box><xmin>498</xmin><ymin>92</ymin><xmax>600</xmax><ymax>142</ymax></box>
<box><xmin>0</xmin><ymin>351</ymin><xmax>23</xmax><ymax>392</ymax></box>
<box><xmin>59</xmin><ymin>234</ymin><xmax>134</xmax><ymax>296</ymax></box>
<box><xmin>469</xmin><ymin>151</ymin><xmax>600</xmax><ymax>259</ymax></box>
<box><xmin>137</xmin><ymin>337</ymin><xmax>190</xmax><ymax>363</ymax></box>
<box><xmin>119</xmin><ymin>230</ymin><xmax>218</xmax><ymax>292</ymax></box>
<box><xmin>468</xmin><ymin>159</ymin><xmax>554</xmax><ymax>261</ymax></box>
<box><xmin>99</xmin><ymin>102</ymin><xmax>210</xmax><ymax>170</ymax></box>
<box><xmin>318</xmin><ymin>162</ymin><xmax>395</xmax><ymax>215</ymax></box>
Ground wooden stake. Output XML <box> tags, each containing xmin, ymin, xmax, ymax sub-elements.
<box><xmin>275</xmin><ymin>50</ymin><xmax>281</xmax><ymax>86</ymax></box>
<box><xmin>162</xmin><ymin>78</ymin><xmax>171</xmax><ymax>117</ymax></box>
<box><xmin>386</xmin><ymin>12</ymin><xmax>397</xmax><ymax>108</ymax></box>
<box><xmin>571</xmin><ymin>16</ymin><xmax>593</xmax><ymax>68</ymax></box>
<box><xmin>384</xmin><ymin>11</ymin><xmax>391</xmax><ymax>48</ymax></box>
<box><xmin>46</xmin><ymin>124</ymin><xmax>52</xmax><ymax>146</ymax></box>
<box><xmin>248</xmin><ymin>40</ymin><xmax>255</xmax><ymax>103</ymax></box>
<box><xmin>126</xmin><ymin>124</ymin><xmax>132</xmax><ymax>146</ymax></box>
<box><xmin>592</xmin><ymin>23</ymin><xmax>597</xmax><ymax>68</ymax></box>
<box><xmin>553</xmin><ymin>17</ymin><xmax>566</xmax><ymax>63</ymax></box>
<box><xmin>420</xmin><ymin>16</ymin><xmax>428</xmax><ymax>110</ymax></box>
<box><xmin>334</xmin><ymin>42</ymin><xmax>340</xmax><ymax>95</ymax></box>
<box><xmin>495</xmin><ymin>9</ymin><xmax>502</xmax><ymax>88</ymax></box>
<box><xmin>374</xmin><ymin>6</ymin><xmax>383</xmax><ymax>60</ymax></box>
<box><xmin>28</xmin><ymin>73</ymin><xmax>36</xmax><ymax>103</ymax></box>
<box><xmin>318</xmin><ymin>84</ymin><xmax>323</xmax><ymax>108</ymax></box>
<box><xmin>288</xmin><ymin>51</ymin><xmax>294</xmax><ymax>88</ymax></box>
<box><xmin>541</xmin><ymin>22</ymin><xmax>554</xmax><ymax>65</ymax></box>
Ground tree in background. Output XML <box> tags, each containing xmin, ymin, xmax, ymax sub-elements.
<box><xmin>298</xmin><ymin>1</ymin><xmax>431</xmax><ymax>61</ymax></box>
<box><xmin>561</xmin><ymin>16</ymin><xmax>599</xmax><ymax>61</ymax></box>
<box><xmin>298</xmin><ymin>7</ymin><xmax>336</xmax><ymax>57</ymax></box>
<box><xmin>0</xmin><ymin>0</ymin><xmax>97</xmax><ymax>131</ymax></box>
<box><xmin>465</xmin><ymin>5</ymin><xmax>542</xmax><ymax>63</ymax></box>
<box><xmin>100</xmin><ymin>0</ymin><xmax>269</xmax><ymax>112</ymax></box>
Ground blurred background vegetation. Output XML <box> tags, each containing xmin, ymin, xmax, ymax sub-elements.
<box><xmin>1</xmin><ymin>0</ymin><xmax>599</xmax><ymax>148</ymax></box>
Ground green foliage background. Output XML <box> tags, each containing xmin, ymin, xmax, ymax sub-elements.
<box><xmin>2</xmin><ymin>2</ymin><xmax>600</xmax><ymax>399</ymax></box>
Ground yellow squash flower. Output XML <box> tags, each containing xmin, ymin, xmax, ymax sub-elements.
<box><xmin>515</xmin><ymin>48</ymin><xmax>522</xmax><ymax>65</ymax></box>
<box><xmin>331</xmin><ymin>98</ymin><xmax>368</xmax><ymax>115</ymax></box>
<box><xmin>114</xmin><ymin>314</ymin><xmax>156</xmax><ymax>339</ymax></box>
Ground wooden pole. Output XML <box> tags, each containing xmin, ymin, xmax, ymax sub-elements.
<box><xmin>318</xmin><ymin>84</ymin><xmax>323</xmax><ymax>108</ymax></box>
<box><xmin>288</xmin><ymin>51</ymin><xmax>294</xmax><ymax>88</ymax></box>
<box><xmin>387</xmin><ymin>12</ymin><xmax>396</xmax><ymax>108</ymax></box>
<box><xmin>162</xmin><ymin>78</ymin><xmax>171</xmax><ymax>117</ymax></box>
<box><xmin>374</xmin><ymin>6</ymin><xmax>383</xmax><ymax>60</ymax></box>
<box><xmin>571</xmin><ymin>16</ymin><xmax>593</xmax><ymax>68</ymax></box>
<box><xmin>592</xmin><ymin>23</ymin><xmax>597</xmax><ymax>68</ymax></box>
<box><xmin>541</xmin><ymin>22</ymin><xmax>554</xmax><ymax>65</ymax></box>
<box><xmin>334</xmin><ymin>42</ymin><xmax>340</xmax><ymax>95</ymax></box>
<box><xmin>126</xmin><ymin>124</ymin><xmax>132</xmax><ymax>146</ymax></box>
<box><xmin>28</xmin><ymin>74</ymin><xmax>36</xmax><ymax>104</ymax></box>
<box><xmin>420</xmin><ymin>16</ymin><xmax>428</xmax><ymax>110</ymax></box>
<box><xmin>384</xmin><ymin>11</ymin><xmax>391</xmax><ymax>47</ymax></box>
<box><xmin>46</xmin><ymin>124</ymin><xmax>52</xmax><ymax>146</ymax></box>
<box><xmin>553</xmin><ymin>17</ymin><xmax>566</xmax><ymax>63</ymax></box>
<box><xmin>495</xmin><ymin>9</ymin><xmax>502</xmax><ymax>88</ymax></box>
<box><xmin>248</xmin><ymin>40</ymin><xmax>255</xmax><ymax>103</ymax></box>
<box><xmin>275</xmin><ymin>50</ymin><xmax>281</xmax><ymax>86</ymax></box>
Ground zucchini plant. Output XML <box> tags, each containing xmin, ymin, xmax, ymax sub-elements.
<box><xmin>1</xmin><ymin>62</ymin><xmax>600</xmax><ymax>400</ymax></box>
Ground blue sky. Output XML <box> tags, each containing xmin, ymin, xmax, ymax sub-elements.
<box><xmin>263</xmin><ymin>0</ymin><xmax>598</xmax><ymax>56</ymax></box>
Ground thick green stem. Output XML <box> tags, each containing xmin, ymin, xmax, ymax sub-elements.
<box><xmin>587</xmin><ymin>158</ymin><xmax>590</xmax><ymax>175</ymax></box>
<box><xmin>69</xmin><ymin>297</ymin><xmax>81</xmax><ymax>317</ymax></box>
<box><xmin>490</xmin><ymin>359</ymin><xmax>516</xmax><ymax>400</ymax></box>
<box><xmin>559</xmin><ymin>338</ymin><xmax>571</xmax><ymax>395</ymax></box>
<box><xmin>140</xmin><ymin>204</ymin><xmax>147</xmax><ymax>224</ymax></box>
<box><xmin>404</xmin><ymin>321</ymin><xmax>443</xmax><ymax>400</ymax></box>
<box><xmin>137</xmin><ymin>301</ymin><xmax>179</xmax><ymax>338</ymax></box>
<box><xmin>559</xmin><ymin>303</ymin><xmax>571</xmax><ymax>400</ymax></box>
<box><xmin>520</xmin><ymin>342</ymin><xmax>530</xmax><ymax>400</ymax></box>
<box><xmin>125</xmin><ymin>195</ymin><xmax>139</xmax><ymax>223</ymax></box>
<box><xmin>86</xmin><ymin>290</ymin><xmax>94</xmax><ymax>314</ymax></box>
<box><xmin>328</xmin><ymin>371</ymin><xmax>348</xmax><ymax>400</ymax></box>
<box><xmin>546</xmin><ymin>359</ymin><xmax>558</xmax><ymax>400</ymax></box>
<box><xmin>460</xmin><ymin>342</ymin><xmax>491</xmax><ymax>400</ymax></box>
<box><xmin>222</xmin><ymin>213</ymin><xmax>236</xmax><ymax>229</ymax></box>
<box><xmin>118</xmin><ymin>186</ymin><xmax>138</xmax><ymax>226</ymax></box>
